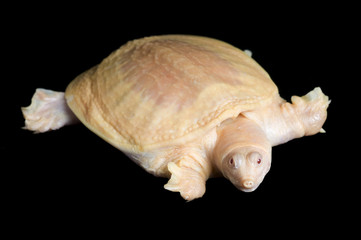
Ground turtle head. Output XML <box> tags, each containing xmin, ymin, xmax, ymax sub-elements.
<box><xmin>221</xmin><ymin>146</ymin><xmax>271</xmax><ymax>192</ymax></box>
<box><xmin>215</xmin><ymin>116</ymin><xmax>272</xmax><ymax>192</ymax></box>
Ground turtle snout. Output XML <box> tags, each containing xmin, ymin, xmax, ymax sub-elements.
<box><xmin>242</xmin><ymin>179</ymin><xmax>254</xmax><ymax>189</ymax></box>
<box><xmin>238</xmin><ymin>179</ymin><xmax>261</xmax><ymax>192</ymax></box>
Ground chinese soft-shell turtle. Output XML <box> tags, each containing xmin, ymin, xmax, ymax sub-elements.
<box><xmin>22</xmin><ymin>35</ymin><xmax>330</xmax><ymax>200</ymax></box>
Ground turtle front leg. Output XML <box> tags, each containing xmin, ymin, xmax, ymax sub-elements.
<box><xmin>289</xmin><ymin>87</ymin><xmax>330</xmax><ymax>136</ymax></box>
<box><xmin>22</xmin><ymin>88</ymin><xmax>79</xmax><ymax>133</ymax></box>
<box><xmin>164</xmin><ymin>153</ymin><xmax>210</xmax><ymax>201</ymax></box>
<box><xmin>244</xmin><ymin>87</ymin><xmax>330</xmax><ymax>146</ymax></box>
<box><xmin>273</xmin><ymin>87</ymin><xmax>330</xmax><ymax>145</ymax></box>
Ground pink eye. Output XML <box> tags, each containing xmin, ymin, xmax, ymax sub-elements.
<box><xmin>228</xmin><ymin>157</ymin><xmax>237</xmax><ymax>168</ymax></box>
<box><xmin>247</xmin><ymin>152</ymin><xmax>263</xmax><ymax>166</ymax></box>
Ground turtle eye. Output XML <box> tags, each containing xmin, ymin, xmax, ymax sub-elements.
<box><xmin>229</xmin><ymin>157</ymin><xmax>236</xmax><ymax>168</ymax></box>
<box><xmin>224</xmin><ymin>153</ymin><xmax>241</xmax><ymax>169</ymax></box>
<box><xmin>248</xmin><ymin>152</ymin><xmax>263</xmax><ymax>167</ymax></box>
<box><xmin>227</xmin><ymin>156</ymin><xmax>239</xmax><ymax>169</ymax></box>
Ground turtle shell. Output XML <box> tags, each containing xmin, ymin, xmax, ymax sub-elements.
<box><xmin>65</xmin><ymin>35</ymin><xmax>278</xmax><ymax>153</ymax></box>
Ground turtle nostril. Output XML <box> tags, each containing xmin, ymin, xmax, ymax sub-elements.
<box><xmin>242</xmin><ymin>180</ymin><xmax>254</xmax><ymax>189</ymax></box>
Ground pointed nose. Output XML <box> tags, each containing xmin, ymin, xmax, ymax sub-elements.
<box><xmin>242</xmin><ymin>180</ymin><xmax>254</xmax><ymax>189</ymax></box>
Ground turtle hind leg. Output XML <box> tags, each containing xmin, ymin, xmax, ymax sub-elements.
<box><xmin>21</xmin><ymin>88</ymin><xmax>79</xmax><ymax>133</ymax></box>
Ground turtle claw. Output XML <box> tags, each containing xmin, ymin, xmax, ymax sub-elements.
<box><xmin>22</xmin><ymin>88</ymin><xmax>78</xmax><ymax>133</ymax></box>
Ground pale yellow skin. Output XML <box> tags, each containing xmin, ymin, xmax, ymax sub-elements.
<box><xmin>22</xmin><ymin>35</ymin><xmax>330</xmax><ymax>201</ymax></box>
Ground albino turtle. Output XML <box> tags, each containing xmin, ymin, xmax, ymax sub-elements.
<box><xmin>22</xmin><ymin>35</ymin><xmax>330</xmax><ymax>200</ymax></box>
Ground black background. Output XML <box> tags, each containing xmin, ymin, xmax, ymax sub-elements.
<box><xmin>3</xmin><ymin>3</ymin><xmax>356</xmax><ymax>237</ymax></box>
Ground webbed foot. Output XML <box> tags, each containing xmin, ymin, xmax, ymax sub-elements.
<box><xmin>164</xmin><ymin>162</ymin><xmax>206</xmax><ymax>201</ymax></box>
<box><xmin>291</xmin><ymin>87</ymin><xmax>330</xmax><ymax>136</ymax></box>
<box><xmin>22</xmin><ymin>88</ymin><xmax>78</xmax><ymax>133</ymax></box>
